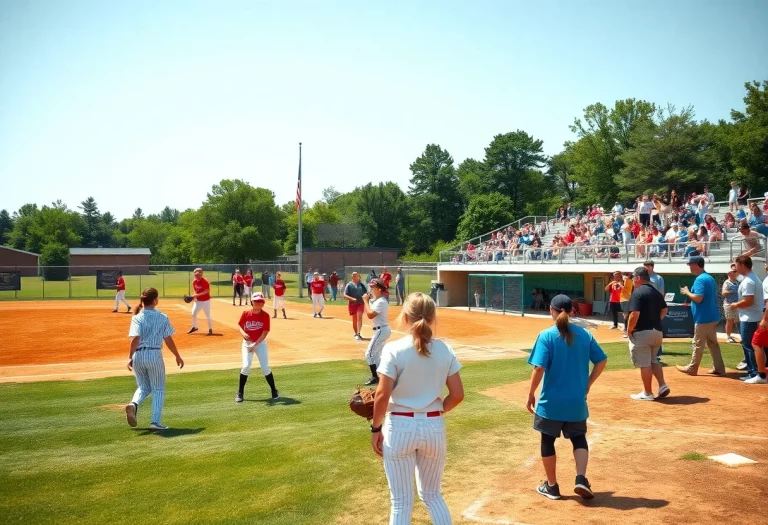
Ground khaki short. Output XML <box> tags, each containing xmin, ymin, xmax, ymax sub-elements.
<box><xmin>629</xmin><ymin>329</ymin><xmax>663</xmax><ymax>368</ymax></box>
<box><xmin>723</xmin><ymin>303</ymin><xmax>738</xmax><ymax>320</ymax></box>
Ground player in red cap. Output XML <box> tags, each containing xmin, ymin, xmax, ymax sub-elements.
<box><xmin>236</xmin><ymin>292</ymin><xmax>279</xmax><ymax>402</ymax></box>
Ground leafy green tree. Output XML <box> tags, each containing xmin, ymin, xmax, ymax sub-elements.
<box><xmin>132</xmin><ymin>208</ymin><xmax>145</xmax><ymax>220</ymax></box>
<box><xmin>356</xmin><ymin>182</ymin><xmax>406</xmax><ymax>247</ymax></box>
<box><xmin>483</xmin><ymin>131</ymin><xmax>547</xmax><ymax>216</ymax></box>
<box><xmin>16</xmin><ymin>204</ymin><xmax>85</xmax><ymax>254</ymax></box>
<box><xmin>456</xmin><ymin>158</ymin><xmax>490</xmax><ymax>203</ymax></box>
<box><xmin>40</xmin><ymin>242</ymin><xmax>70</xmax><ymax>281</ymax></box>
<box><xmin>6</xmin><ymin>205</ymin><xmax>38</xmax><ymax>250</ymax></box>
<box><xmin>158</xmin><ymin>206</ymin><xmax>181</xmax><ymax>224</ymax></box>
<box><xmin>78</xmin><ymin>197</ymin><xmax>101</xmax><ymax>247</ymax></box>
<box><xmin>407</xmin><ymin>145</ymin><xmax>463</xmax><ymax>251</ymax></box>
<box><xmin>727</xmin><ymin>80</ymin><xmax>768</xmax><ymax>195</ymax></box>
<box><xmin>547</xmin><ymin>152</ymin><xmax>579</xmax><ymax>204</ymax></box>
<box><xmin>456</xmin><ymin>193</ymin><xmax>515</xmax><ymax>241</ymax></box>
<box><xmin>127</xmin><ymin>220</ymin><xmax>172</xmax><ymax>260</ymax></box>
<box><xmin>322</xmin><ymin>186</ymin><xmax>342</xmax><ymax>204</ymax></box>
<box><xmin>0</xmin><ymin>209</ymin><xmax>13</xmax><ymax>243</ymax></box>
<box><xmin>188</xmin><ymin>179</ymin><xmax>282</xmax><ymax>262</ymax></box>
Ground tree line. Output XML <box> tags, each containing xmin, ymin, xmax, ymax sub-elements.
<box><xmin>1</xmin><ymin>81</ymin><xmax>766</xmax><ymax>265</ymax></box>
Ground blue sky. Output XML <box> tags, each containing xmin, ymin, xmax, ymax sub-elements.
<box><xmin>1</xmin><ymin>0</ymin><xmax>766</xmax><ymax>219</ymax></box>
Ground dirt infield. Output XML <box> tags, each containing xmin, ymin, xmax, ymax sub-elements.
<box><xmin>460</xmin><ymin>369</ymin><xmax>768</xmax><ymax>525</ymax></box>
<box><xmin>0</xmin><ymin>299</ymin><xmax>629</xmax><ymax>383</ymax></box>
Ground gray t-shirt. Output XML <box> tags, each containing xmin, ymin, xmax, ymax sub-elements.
<box><xmin>344</xmin><ymin>281</ymin><xmax>367</xmax><ymax>304</ymax></box>
<box><xmin>722</xmin><ymin>280</ymin><xmax>739</xmax><ymax>305</ymax></box>
<box><xmin>737</xmin><ymin>272</ymin><xmax>764</xmax><ymax>322</ymax></box>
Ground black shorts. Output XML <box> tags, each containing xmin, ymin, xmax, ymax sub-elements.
<box><xmin>534</xmin><ymin>414</ymin><xmax>587</xmax><ymax>438</ymax></box>
<box><xmin>639</xmin><ymin>213</ymin><xmax>651</xmax><ymax>226</ymax></box>
<box><xmin>234</xmin><ymin>283</ymin><xmax>244</xmax><ymax>295</ymax></box>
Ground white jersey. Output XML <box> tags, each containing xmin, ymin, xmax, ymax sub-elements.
<box><xmin>370</xmin><ymin>297</ymin><xmax>389</xmax><ymax>328</ymax></box>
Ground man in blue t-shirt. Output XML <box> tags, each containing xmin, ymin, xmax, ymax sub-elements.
<box><xmin>527</xmin><ymin>295</ymin><xmax>608</xmax><ymax>501</ymax></box>
<box><xmin>677</xmin><ymin>256</ymin><xmax>726</xmax><ymax>376</ymax></box>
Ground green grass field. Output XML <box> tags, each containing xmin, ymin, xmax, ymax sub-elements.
<box><xmin>0</xmin><ymin>272</ymin><xmax>435</xmax><ymax>301</ymax></box>
<box><xmin>0</xmin><ymin>342</ymin><xmax>744</xmax><ymax>524</ymax></box>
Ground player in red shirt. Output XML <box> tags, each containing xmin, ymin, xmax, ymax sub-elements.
<box><xmin>380</xmin><ymin>267</ymin><xmax>392</xmax><ymax>303</ymax></box>
<box><xmin>188</xmin><ymin>268</ymin><xmax>214</xmax><ymax>335</ymax></box>
<box><xmin>243</xmin><ymin>269</ymin><xmax>254</xmax><ymax>306</ymax></box>
<box><xmin>310</xmin><ymin>272</ymin><xmax>326</xmax><ymax>318</ymax></box>
<box><xmin>232</xmin><ymin>269</ymin><xmax>246</xmax><ymax>306</ymax></box>
<box><xmin>604</xmin><ymin>271</ymin><xmax>623</xmax><ymax>330</ymax></box>
<box><xmin>113</xmin><ymin>271</ymin><xmax>131</xmax><ymax>313</ymax></box>
<box><xmin>236</xmin><ymin>292</ymin><xmax>279</xmax><ymax>402</ymax></box>
<box><xmin>272</xmin><ymin>271</ymin><xmax>287</xmax><ymax>319</ymax></box>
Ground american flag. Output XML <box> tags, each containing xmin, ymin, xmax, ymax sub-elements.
<box><xmin>295</xmin><ymin>144</ymin><xmax>302</xmax><ymax>212</ymax></box>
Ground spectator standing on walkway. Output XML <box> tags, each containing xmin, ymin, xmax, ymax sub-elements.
<box><xmin>305</xmin><ymin>268</ymin><xmax>313</xmax><ymax>296</ymax></box>
<box><xmin>395</xmin><ymin>268</ymin><xmax>405</xmax><ymax>305</ymax></box>
<box><xmin>722</xmin><ymin>264</ymin><xmax>740</xmax><ymax>344</ymax></box>
<box><xmin>605</xmin><ymin>272</ymin><xmax>623</xmax><ymax>330</ymax></box>
<box><xmin>329</xmin><ymin>271</ymin><xmax>339</xmax><ymax>301</ymax></box>
<box><xmin>620</xmin><ymin>273</ymin><xmax>634</xmax><ymax>337</ymax></box>
<box><xmin>626</xmin><ymin>267</ymin><xmax>670</xmax><ymax>401</ymax></box>
<box><xmin>644</xmin><ymin>261</ymin><xmax>666</xmax><ymax>361</ymax></box>
<box><xmin>737</xmin><ymin>186</ymin><xmax>750</xmax><ymax>207</ymax></box>
<box><xmin>729</xmin><ymin>255</ymin><xmax>765</xmax><ymax>382</ymax></box>
<box><xmin>728</xmin><ymin>182</ymin><xmax>739</xmax><ymax>212</ymax></box>
<box><xmin>677</xmin><ymin>256</ymin><xmax>726</xmax><ymax>376</ymax></box>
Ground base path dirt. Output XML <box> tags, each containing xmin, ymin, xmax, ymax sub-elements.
<box><xmin>463</xmin><ymin>369</ymin><xmax>768</xmax><ymax>525</ymax></box>
<box><xmin>0</xmin><ymin>299</ymin><xmax>624</xmax><ymax>383</ymax></box>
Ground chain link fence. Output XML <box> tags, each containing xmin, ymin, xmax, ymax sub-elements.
<box><xmin>468</xmin><ymin>274</ymin><xmax>525</xmax><ymax>315</ymax></box>
<box><xmin>341</xmin><ymin>265</ymin><xmax>437</xmax><ymax>299</ymax></box>
<box><xmin>0</xmin><ymin>264</ymin><xmax>300</xmax><ymax>300</ymax></box>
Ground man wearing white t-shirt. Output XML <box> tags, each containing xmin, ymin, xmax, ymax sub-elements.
<box><xmin>362</xmin><ymin>279</ymin><xmax>392</xmax><ymax>386</ymax></box>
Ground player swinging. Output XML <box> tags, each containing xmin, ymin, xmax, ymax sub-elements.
<box><xmin>235</xmin><ymin>292</ymin><xmax>279</xmax><ymax>402</ymax></box>
<box><xmin>361</xmin><ymin>279</ymin><xmax>391</xmax><ymax>385</ymax></box>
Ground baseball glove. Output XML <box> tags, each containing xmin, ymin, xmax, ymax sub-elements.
<box><xmin>183</xmin><ymin>295</ymin><xmax>194</xmax><ymax>304</ymax></box>
<box><xmin>349</xmin><ymin>384</ymin><xmax>376</xmax><ymax>420</ymax></box>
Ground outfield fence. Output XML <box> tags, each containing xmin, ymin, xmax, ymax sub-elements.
<box><xmin>468</xmin><ymin>273</ymin><xmax>526</xmax><ymax>315</ymax></box>
<box><xmin>342</xmin><ymin>265</ymin><xmax>437</xmax><ymax>298</ymax></box>
<box><xmin>0</xmin><ymin>264</ymin><xmax>301</xmax><ymax>300</ymax></box>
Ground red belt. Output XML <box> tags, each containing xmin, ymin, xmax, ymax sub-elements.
<box><xmin>390</xmin><ymin>411</ymin><xmax>442</xmax><ymax>417</ymax></box>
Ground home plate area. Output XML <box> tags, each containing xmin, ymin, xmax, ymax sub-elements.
<box><xmin>465</xmin><ymin>369</ymin><xmax>768</xmax><ymax>525</ymax></box>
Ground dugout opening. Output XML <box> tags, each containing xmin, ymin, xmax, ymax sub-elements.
<box><xmin>468</xmin><ymin>274</ymin><xmax>526</xmax><ymax>315</ymax></box>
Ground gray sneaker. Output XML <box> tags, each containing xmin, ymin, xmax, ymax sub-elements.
<box><xmin>149</xmin><ymin>423</ymin><xmax>169</xmax><ymax>431</ymax></box>
<box><xmin>536</xmin><ymin>481</ymin><xmax>561</xmax><ymax>500</ymax></box>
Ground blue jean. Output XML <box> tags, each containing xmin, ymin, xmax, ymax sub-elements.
<box><xmin>331</xmin><ymin>287</ymin><xmax>337</xmax><ymax>300</ymax></box>
<box><xmin>740</xmin><ymin>321</ymin><xmax>759</xmax><ymax>377</ymax></box>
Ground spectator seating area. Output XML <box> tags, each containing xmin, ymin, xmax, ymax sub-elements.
<box><xmin>440</xmin><ymin>194</ymin><xmax>768</xmax><ymax>266</ymax></box>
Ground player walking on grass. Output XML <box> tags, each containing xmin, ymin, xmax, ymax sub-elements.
<box><xmin>125</xmin><ymin>287</ymin><xmax>184</xmax><ymax>431</ymax></box>
<box><xmin>243</xmin><ymin>269</ymin><xmax>253</xmax><ymax>306</ymax></box>
<box><xmin>236</xmin><ymin>292</ymin><xmax>279</xmax><ymax>402</ymax></box>
<box><xmin>272</xmin><ymin>271</ymin><xmax>287</xmax><ymax>319</ymax></box>
<box><xmin>310</xmin><ymin>272</ymin><xmax>326</xmax><ymax>318</ymax></box>
<box><xmin>527</xmin><ymin>295</ymin><xmax>607</xmax><ymax>500</ymax></box>
<box><xmin>344</xmin><ymin>271</ymin><xmax>367</xmax><ymax>340</ymax></box>
<box><xmin>370</xmin><ymin>292</ymin><xmax>464</xmax><ymax>525</ymax></box>
<box><xmin>232</xmin><ymin>269</ymin><xmax>245</xmax><ymax>306</ymax></box>
<box><xmin>188</xmin><ymin>268</ymin><xmax>213</xmax><ymax>335</ymax></box>
<box><xmin>113</xmin><ymin>271</ymin><xmax>131</xmax><ymax>313</ymax></box>
<box><xmin>362</xmin><ymin>279</ymin><xmax>391</xmax><ymax>386</ymax></box>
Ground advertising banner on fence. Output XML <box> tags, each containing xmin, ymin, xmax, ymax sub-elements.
<box><xmin>0</xmin><ymin>271</ymin><xmax>21</xmax><ymax>291</ymax></box>
<box><xmin>96</xmin><ymin>270</ymin><xmax>119</xmax><ymax>290</ymax></box>
<box><xmin>662</xmin><ymin>304</ymin><xmax>695</xmax><ymax>338</ymax></box>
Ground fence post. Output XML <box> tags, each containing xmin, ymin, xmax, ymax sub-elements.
<box><xmin>521</xmin><ymin>275</ymin><xmax>525</xmax><ymax>317</ymax></box>
<box><xmin>217</xmin><ymin>267</ymin><xmax>220</xmax><ymax>298</ymax></box>
<box><xmin>42</xmin><ymin>272</ymin><xmax>45</xmax><ymax>299</ymax></box>
<box><xmin>162</xmin><ymin>271</ymin><xmax>166</xmax><ymax>298</ymax></box>
<box><xmin>502</xmin><ymin>275</ymin><xmax>506</xmax><ymax>315</ymax></box>
<box><xmin>68</xmin><ymin>266</ymin><xmax>72</xmax><ymax>299</ymax></box>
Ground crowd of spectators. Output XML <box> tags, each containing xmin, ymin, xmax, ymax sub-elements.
<box><xmin>454</xmin><ymin>184</ymin><xmax>768</xmax><ymax>264</ymax></box>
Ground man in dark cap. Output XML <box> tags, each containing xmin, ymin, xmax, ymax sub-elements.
<box><xmin>626</xmin><ymin>267</ymin><xmax>670</xmax><ymax>401</ymax></box>
<box><xmin>677</xmin><ymin>256</ymin><xmax>726</xmax><ymax>376</ymax></box>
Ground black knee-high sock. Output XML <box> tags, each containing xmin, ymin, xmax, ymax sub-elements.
<box><xmin>238</xmin><ymin>373</ymin><xmax>248</xmax><ymax>394</ymax></box>
<box><xmin>369</xmin><ymin>364</ymin><xmax>377</xmax><ymax>377</ymax></box>
<box><xmin>265</xmin><ymin>372</ymin><xmax>277</xmax><ymax>392</ymax></box>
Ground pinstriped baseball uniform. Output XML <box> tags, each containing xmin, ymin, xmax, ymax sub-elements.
<box><xmin>129</xmin><ymin>309</ymin><xmax>175</xmax><ymax>426</ymax></box>
<box><xmin>365</xmin><ymin>297</ymin><xmax>391</xmax><ymax>366</ymax></box>
<box><xmin>377</xmin><ymin>336</ymin><xmax>462</xmax><ymax>525</ymax></box>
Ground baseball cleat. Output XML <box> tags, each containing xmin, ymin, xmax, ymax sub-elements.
<box><xmin>235</xmin><ymin>393</ymin><xmax>244</xmax><ymax>403</ymax></box>
<box><xmin>318</xmin><ymin>313</ymin><xmax>323</xmax><ymax>318</ymax></box>
<box><xmin>127</xmin><ymin>307</ymin><xmax>131</xmax><ymax>313</ymax></box>
<box><xmin>125</xmin><ymin>403</ymin><xmax>137</xmax><ymax>427</ymax></box>
<box><xmin>207</xmin><ymin>329</ymin><xmax>213</xmax><ymax>336</ymax></box>
<box><xmin>354</xmin><ymin>333</ymin><xmax>362</xmax><ymax>341</ymax></box>
<box><xmin>574</xmin><ymin>476</ymin><xmax>594</xmax><ymax>500</ymax></box>
<box><xmin>112</xmin><ymin>310</ymin><xmax>118</xmax><ymax>313</ymax></box>
<box><xmin>364</xmin><ymin>376</ymin><xmax>379</xmax><ymax>386</ymax></box>
<box><xmin>187</xmin><ymin>327</ymin><xmax>198</xmax><ymax>334</ymax></box>
<box><xmin>313</xmin><ymin>314</ymin><xmax>317</xmax><ymax>318</ymax></box>
<box><xmin>536</xmin><ymin>481</ymin><xmax>561</xmax><ymax>500</ymax></box>
<box><xmin>271</xmin><ymin>391</ymin><xmax>280</xmax><ymax>400</ymax></box>
<box><xmin>149</xmin><ymin>423</ymin><xmax>169</xmax><ymax>431</ymax></box>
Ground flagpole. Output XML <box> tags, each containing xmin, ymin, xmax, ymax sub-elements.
<box><xmin>297</xmin><ymin>142</ymin><xmax>303</xmax><ymax>299</ymax></box>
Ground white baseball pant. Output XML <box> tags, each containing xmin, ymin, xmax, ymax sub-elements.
<box><xmin>243</xmin><ymin>286</ymin><xmax>252</xmax><ymax>302</ymax></box>
<box><xmin>115</xmin><ymin>290</ymin><xmax>130</xmax><ymax>310</ymax></box>
<box><xmin>274</xmin><ymin>295</ymin><xmax>285</xmax><ymax>310</ymax></box>
<box><xmin>130</xmin><ymin>349</ymin><xmax>166</xmax><ymax>425</ymax></box>
<box><xmin>241</xmin><ymin>340</ymin><xmax>271</xmax><ymax>376</ymax></box>
<box><xmin>191</xmin><ymin>300</ymin><xmax>213</xmax><ymax>330</ymax></box>
<box><xmin>365</xmin><ymin>326</ymin><xmax>392</xmax><ymax>366</ymax></box>
<box><xmin>312</xmin><ymin>293</ymin><xmax>325</xmax><ymax>315</ymax></box>
<box><xmin>383</xmin><ymin>414</ymin><xmax>452</xmax><ymax>525</ymax></box>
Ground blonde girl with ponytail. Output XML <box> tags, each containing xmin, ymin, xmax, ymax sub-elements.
<box><xmin>370</xmin><ymin>292</ymin><xmax>464</xmax><ymax>525</ymax></box>
<box><xmin>526</xmin><ymin>294</ymin><xmax>608</xmax><ymax>501</ymax></box>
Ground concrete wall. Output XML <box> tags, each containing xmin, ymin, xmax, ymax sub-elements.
<box><xmin>69</xmin><ymin>255</ymin><xmax>151</xmax><ymax>276</ymax></box>
<box><xmin>0</xmin><ymin>247</ymin><xmax>40</xmax><ymax>276</ymax></box>
<box><xmin>437</xmin><ymin>269</ymin><xmax>469</xmax><ymax>307</ymax></box>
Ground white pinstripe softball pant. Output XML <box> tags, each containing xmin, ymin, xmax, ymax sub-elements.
<box><xmin>365</xmin><ymin>326</ymin><xmax>392</xmax><ymax>366</ymax></box>
<box><xmin>115</xmin><ymin>290</ymin><xmax>130</xmax><ymax>310</ymax></box>
<box><xmin>130</xmin><ymin>349</ymin><xmax>166</xmax><ymax>425</ymax></box>
<box><xmin>383</xmin><ymin>414</ymin><xmax>452</xmax><ymax>525</ymax></box>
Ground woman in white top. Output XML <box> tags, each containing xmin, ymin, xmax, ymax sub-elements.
<box><xmin>371</xmin><ymin>292</ymin><xmax>464</xmax><ymax>525</ymax></box>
